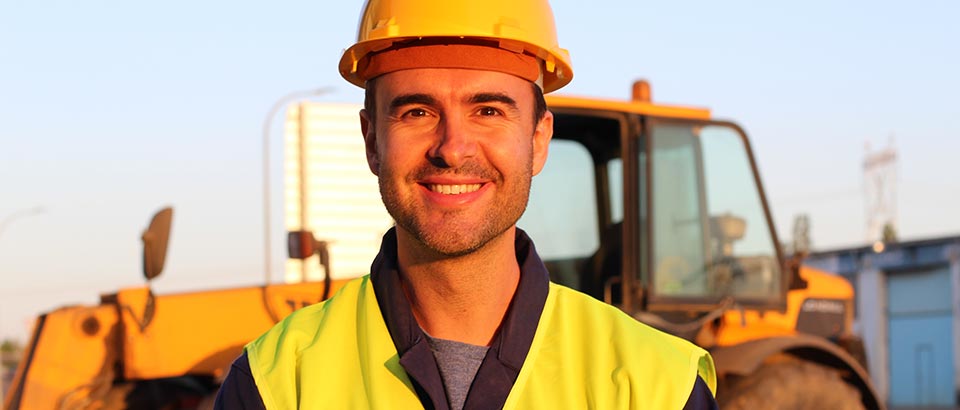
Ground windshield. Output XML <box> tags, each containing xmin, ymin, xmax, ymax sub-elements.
<box><xmin>518</xmin><ymin>112</ymin><xmax>782</xmax><ymax>306</ymax></box>
<box><xmin>648</xmin><ymin>122</ymin><xmax>781</xmax><ymax>301</ymax></box>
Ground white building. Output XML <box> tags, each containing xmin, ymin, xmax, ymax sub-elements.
<box><xmin>283</xmin><ymin>102</ymin><xmax>394</xmax><ymax>283</ymax></box>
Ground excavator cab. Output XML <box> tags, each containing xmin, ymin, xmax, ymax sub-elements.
<box><xmin>521</xmin><ymin>90</ymin><xmax>786</xmax><ymax>314</ymax></box>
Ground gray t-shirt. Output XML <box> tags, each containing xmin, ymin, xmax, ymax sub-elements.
<box><xmin>424</xmin><ymin>333</ymin><xmax>490</xmax><ymax>410</ymax></box>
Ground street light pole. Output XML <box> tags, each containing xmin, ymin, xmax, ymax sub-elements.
<box><xmin>262</xmin><ymin>88</ymin><xmax>332</xmax><ymax>285</ymax></box>
<box><xmin>0</xmin><ymin>206</ymin><xmax>45</xmax><ymax>241</ymax></box>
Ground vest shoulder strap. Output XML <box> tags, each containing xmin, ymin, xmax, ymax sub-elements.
<box><xmin>245</xmin><ymin>276</ymin><xmax>420</xmax><ymax>409</ymax></box>
<box><xmin>504</xmin><ymin>283</ymin><xmax>716</xmax><ymax>409</ymax></box>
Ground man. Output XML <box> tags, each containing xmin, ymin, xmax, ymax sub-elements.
<box><xmin>216</xmin><ymin>0</ymin><xmax>717</xmax><ymax>408</ymax></box>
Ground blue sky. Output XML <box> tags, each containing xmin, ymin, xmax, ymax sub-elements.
<box><xmin>1</xmin><ymin>0</ymin><xmax>958</xmax><ymax>341</ymax></box>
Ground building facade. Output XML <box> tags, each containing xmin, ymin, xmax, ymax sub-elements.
<box><xmin>282</xmin><ymin>102</ymin><xmax>394</xmax><ymax>283</ymax></box>
<box><xmin>806</xmin><ymin>236</ymin><xmax>960</xmax><ymax>408</ymax></box>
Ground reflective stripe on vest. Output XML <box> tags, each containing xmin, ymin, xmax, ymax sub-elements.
<box><xmin>246</xmin><ymin>276</ymin><xmax>717</xmax><ymax>409</ymax></box>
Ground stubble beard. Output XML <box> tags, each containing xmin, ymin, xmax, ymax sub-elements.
<box><xmin>379</xmin><ymin>160</ymin><xmax>532</xmax><ymax>257</ymax></box>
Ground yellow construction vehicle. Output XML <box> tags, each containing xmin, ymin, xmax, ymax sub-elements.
<box><xmin>4</xmin><ymin>81</ymin><xmax>881</xmax><ymax>409</ymax></box>
<box><xmin>527</xmin><ymin>81</ymin><xmax>880</xmax><ymax>409</ymax></box>
<box><xmin>3</xmin><ymin>209</ymin><xmax>353</xmax><ymax>409</ymax></box>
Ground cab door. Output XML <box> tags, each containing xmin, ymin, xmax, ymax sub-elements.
<box><xmin>637</xmin><ymin>119</ymin><xmax>786</xmax><ymax>312</ymax></box>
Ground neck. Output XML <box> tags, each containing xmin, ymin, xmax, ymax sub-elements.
<box><xmin>395</xmin><ymin>227</ymin><xmax>521</xmax><ymax>346</ymax></box>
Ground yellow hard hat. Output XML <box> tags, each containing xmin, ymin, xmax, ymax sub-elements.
<box><xmin>339</xmin><ymin>0</ymin><xmax>573</xmax><ymax>93</ymax></box>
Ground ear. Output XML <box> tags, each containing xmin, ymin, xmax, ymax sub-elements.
<box><xmin>531</xmin><ymin>110</ymin><xmax>553</xmax><ymax>176</ymax></box>
<box><xmin>359</xmin><ymin>109</ymin><xmax>380</xmax><ymax>176</ymax></box>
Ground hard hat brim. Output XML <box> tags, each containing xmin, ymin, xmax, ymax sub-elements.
<box><xmin>340</xmin><ymin>36</ymin><xmax>572</xmax><ymax>93</ymax></box>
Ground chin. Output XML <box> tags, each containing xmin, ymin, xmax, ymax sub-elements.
<box><xmin>408</xmin><ymin>223</ymin><xmax>515</xmax><ymax>258</ymax></box>
<box><xmin>418</xmin><ymin>231</ymin><xmax>487</xmax><ymax>257</ymax></box>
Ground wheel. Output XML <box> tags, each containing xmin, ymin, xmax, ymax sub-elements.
<box><xmin>717</xmin><ymin>355</ymin><xmax>865</xmax><ymax>410</ymax></box>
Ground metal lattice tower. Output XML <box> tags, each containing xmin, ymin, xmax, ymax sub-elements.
<box><xmin>863</xmin><ymin>140</ymin><xmax>898</xmax><ymax>244</ymax></box>
<box><xmin>791</xmin><ymin>213</ymin><xmax>811</xmax><ymax>255</ymax></box>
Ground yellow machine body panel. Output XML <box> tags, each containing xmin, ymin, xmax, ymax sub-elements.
<box><xmin>116</xmin><ymin>279</ymin><xmax>352</xmax><ymax>380</ymax></box>
<box><xmin>7</xmin><ymin>305</ymin><xmax>118</xmax><ymax>410</ymax></box>
<box><xmin>546</xmin><ymin>94</ymin><xmax>712</xmax><ymax>120</ymax></box>
<box><xmin>6</xmin><ymin>279</ymin><xmax>354</xmax><ymax>408</ymax></box>
<box><xmin>716</xmin><ymin>265</ymin><xmax>855</xmax><ymax>347</ymax></box>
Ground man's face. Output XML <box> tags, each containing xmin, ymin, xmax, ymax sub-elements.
<box><xmin>360</xmin><ymin>68</ymin><xmax>553</xmax><ymax>256</ymax></box>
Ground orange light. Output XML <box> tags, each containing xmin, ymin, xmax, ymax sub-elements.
<box><xmin>872</xmin><ymin>241</ymin><xmax>885</xmax><ymax>253</ymax></box>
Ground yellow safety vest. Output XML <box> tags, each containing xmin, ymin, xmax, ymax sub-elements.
<box><xmin>246</xmin><ymin>275</ymin><xmax>716</xmax><ymax>409</ymax></box>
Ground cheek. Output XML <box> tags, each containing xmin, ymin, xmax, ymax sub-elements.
<box><xmin>375</xmin><ymin>133</ymin><xmax>426</xmax><ymax>174</ymax></box>
<box><xmin>486</xmin><ymin>137</ymin><xmax>535</xmax><ymax>174</ymax></box>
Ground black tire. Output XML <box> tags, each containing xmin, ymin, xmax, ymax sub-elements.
<box><xmin>718</xmin><ymin>355</ymin><xmax>865</xmax><ymax>410</ymax></box>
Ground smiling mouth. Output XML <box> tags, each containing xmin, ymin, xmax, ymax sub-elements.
<box><xmin>427</xmin><ymin>184</ymin><xmax>482</xmax><ymax>195</ymax></box>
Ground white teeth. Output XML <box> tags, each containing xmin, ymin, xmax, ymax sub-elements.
<box><xmin>428</xmin><ymin>184</ymin><xmax>481</xmax><ymax>195</ymax></box>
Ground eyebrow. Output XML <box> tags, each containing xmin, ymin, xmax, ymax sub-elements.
<box><xmin>468</xmin><ymin>92</ymin><xmax>518</xmax><ymax>110</ymax></box>
<box><xmin>389</xmin><ymin>93</ymin><xmax>437</xmax><ymax>112</ymax></box>
<box><xmin>387</xmin><ymin>92</ymin><xmax>520</xmax><ymax>113</ymax></box>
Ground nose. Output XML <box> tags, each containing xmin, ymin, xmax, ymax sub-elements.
<box><xmin>428</xmin><ymin>116</ymin><xmax>477</xmax><ymax>168</ymax></box>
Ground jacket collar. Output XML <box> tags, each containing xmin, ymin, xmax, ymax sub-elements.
<box><xmin>370</xmin><ymin>227</ymin><xmax>550</xmax><ymax>410</ymax></box>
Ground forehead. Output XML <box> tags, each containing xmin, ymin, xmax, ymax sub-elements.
<box><xmin>374</xmin><ymin>68</ymin><xmax>534</xmax><ymax>103</ymax></box>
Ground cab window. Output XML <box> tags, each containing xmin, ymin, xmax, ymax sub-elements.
<box><xmin>648</xmin><ymin>122</ymin><xmax>781</xmax><ymax>302</ymax></box>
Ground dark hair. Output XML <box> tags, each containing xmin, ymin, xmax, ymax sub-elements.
<box><xmin>364</xmin><ymin>78</ymin><xmax>377</xmax><ymax>123</ymax></box>
<box><xmin>364</xmin><ymin>78</ymin><xmax>548</xmax><ymax>132</ymax></box>
<box><xmin>531</xmin><ymin>82</ymin><xmax>547</xmax><ymax>129</ymax></box>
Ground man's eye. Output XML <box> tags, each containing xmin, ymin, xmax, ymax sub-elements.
<box><xmin>477</xmin><ymin>107</ymin><xmax>500</xmax><ymax>116</ymax></box>
<box><xmin>404</xmin><ymin>108</ymin><xmax>428</xmax><ymax>118</ymax></box>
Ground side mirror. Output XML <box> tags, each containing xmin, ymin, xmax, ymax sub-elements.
<box><xmin>287</xmin><ymin>230</ymin><xmax>333</xmax><ymax>299</ymax></box>
<box><xmin>288</xmin><ymin>230</ymin><xmax>318</xmax><ymax>260</ymax></box>
<box><xmin>142</xmin><ymin>207</ymin><xmax>173</xmax><ymax>281</ymax></box>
